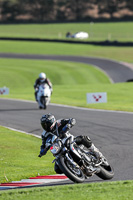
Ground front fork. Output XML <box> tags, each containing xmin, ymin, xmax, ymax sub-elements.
<box><xmin>53</xmin><ymin>148</ymin><xmax>79</xmax><ymax>170</ymax></box>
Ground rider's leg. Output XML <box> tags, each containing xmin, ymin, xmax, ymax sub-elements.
<box><xmin>35</xmin><ymin>91</ymin><xmax>38</xmax><ymax>101</ymax></box>
<box><xmin>76</xmin><ymin>135</ymin><xmax>103</xmax><ymax>159</ymax></box>
<box><xmin>89</xmin><ymin>143</ymin><xmax>103</xmax><ymax>159</ymax></box>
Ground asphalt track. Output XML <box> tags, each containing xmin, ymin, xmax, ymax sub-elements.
<box><xmin>0</xmin><ymin>99</ymin><xmax>133</xmax><ymax>185</ymax></box>
<box><xmin>0</xmin><ymin>53</ymin><xmax>133</xmax><ymax>188</ymax></box>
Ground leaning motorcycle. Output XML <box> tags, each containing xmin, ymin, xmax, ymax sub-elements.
<box><xmin>37</xmin><ymin>83</ymin><xmax>51</xmax><ymax>109</ymax></box>
<box><xmin>45</xmin><ymin>132</ymin><xmax>114</xmax><ymax>183</ymax></box>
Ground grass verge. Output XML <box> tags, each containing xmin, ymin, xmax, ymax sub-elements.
<box><xmin>0</xmin><ymin>125</ymin><xmax>132</xmax><ymax>198</ymax></box>
<box><xmin>0</xmin><ymin>40</ymin><xmax>133</xmax><ymax>63</ymax></box>
<box><xmin>0</xmin><ymin>180</ymin><xmax>133</xmax><ymax>200</ymax></box>
<box><xmin>0</xmin><ymin>58</ymin><xmax>133</xmax><ymax>112</ymax></box>
<box><xmin>0</xmin><ymin>22</ymin><xmax>133</xmax><ymax>41</ymax></box>
<box><xmin>53</xmin><ymin>83</ymin><xmax>133</xmax><ymax>112</ymax></box>
<box><xmin>0</xmin><ymin>126</ymin><xmax>55</xmax><ymax>183</ymax></box>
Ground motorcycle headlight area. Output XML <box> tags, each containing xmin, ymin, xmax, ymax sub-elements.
<box><xmin>50</xmin><ymin>141</ymin><xmax>62</xmax><ymax>155</ymax></box>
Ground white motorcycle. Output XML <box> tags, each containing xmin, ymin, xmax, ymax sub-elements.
<box><xmin>37</xmin><ymin>83</ymin><xmax>51</xmax><ymax>109</ymax></box>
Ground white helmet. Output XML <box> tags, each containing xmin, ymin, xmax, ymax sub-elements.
<box><xmin>39</xmin><ymin>73</ymin><xmax>46</xmax><ymax>82</ymax></box>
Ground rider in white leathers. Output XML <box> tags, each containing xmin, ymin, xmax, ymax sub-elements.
<box><xmin>34</xmin><ymin>73</ymin><xmax>52</xmax><ymax>102</ymax></box>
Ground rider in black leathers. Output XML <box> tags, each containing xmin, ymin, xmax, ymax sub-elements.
<box><xmin>38</xmin><ymin>113</ymin><xmax>103</xmax><ymax>174</ymax></box>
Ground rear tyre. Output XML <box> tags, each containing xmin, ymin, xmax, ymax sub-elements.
<box><xmin>58</xmin><ymin>156</ymin><xmax>85</xmax><ymax>183</ymax></box>
<box><xmin>96</xmin><ymin>164</ymin><xmax>114</xmax><ymax>180</ymax></box>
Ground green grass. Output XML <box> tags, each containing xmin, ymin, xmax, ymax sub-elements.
<box><xmin>0</xmin><ymin>58</ymin><xmax>133</xmax><ymax>112</ymax></box>
<box><xmin>0</xmin><ymin>126</ymin><xmax>133</xmax><ymax>199</ymax></box>
<box><xmin>0</xmin><ymin>58</ymin><xmax>110</xmax><ymax>86</ymax></box>
<box><xmin>0</xmin><ymin>40</ymin><xmax>133</xmax><ymax>63</ymax></box>
<box><xmin>53</xmin><ymin>83</ymin><xmax>133</xmax><ymax>112</ymax></box>
<box><xmin>0</xmin><ymin>22</ymin><xmax>133</xmax><ymax>41</ymax></box>
<box><xmin>0</xmin><ymin>126</ymin><xmax>55</xmax><ymax>183</ymax></box>
<box><xmin>0</xmin><ymin>180</ymin><xmax>133</xmax><ymax>200</ymax></box>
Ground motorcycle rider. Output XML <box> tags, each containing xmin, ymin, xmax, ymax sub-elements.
<box><xmin>38</xmin><ymin>113</ymin><xmax>104</xmax><ymax>173</ymax></box>
<box><xmin>34</xmin><ymin>73</ymin><xmax>53</xmax><ymax>102</ymax></box>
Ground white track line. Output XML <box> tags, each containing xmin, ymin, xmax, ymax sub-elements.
<box><xmin>0</xmin><ymin>125</ymin><xmax>41</xmax><ymax>139</ymax></box>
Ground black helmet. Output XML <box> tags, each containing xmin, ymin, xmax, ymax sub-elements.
<box><xmin>40</xmin><ymin>113</ymin><xmax>56</xmax><ymax>132</ymax></box>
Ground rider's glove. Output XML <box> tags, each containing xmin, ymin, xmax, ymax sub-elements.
<box><xmin>62</xmin><ymin>124</ymin><xmax>71</xmax><ymax>133</ymax></box>
<box><xmin>69</xmin><ymin>118</ymin><xmax>76</xmax><ymax>126</ymax></box>
<box><xmin>60</xmin><ymin>124</ymin><xmax>71</xmax><ymax>138</ymax></box>
<box><xmin>35</xmin><ymin>87</ymin><xmax>39</xmax><ymax>92</ymax></box>
<box><xmin>38</xmin><ymin>148</ymin><xmax>47</xmax><ymax>157</ymax></box>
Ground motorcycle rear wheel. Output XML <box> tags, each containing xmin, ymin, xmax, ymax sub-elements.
<box><xmin>58</xmin><ymin>156</ymin><xmax>85</xmax><ymax>183</ymax></box>
<box><xmin>96</xmin><ymin>164</ymin><xmax>114</xmax><ymax>180</ymax></box>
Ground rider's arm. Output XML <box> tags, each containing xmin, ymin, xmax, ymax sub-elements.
<box><xmin>62</xmin><ymin>118</ymin><xmax>76</xmax><ymax>127</ymax></box>
<box><xmin>34</xmin><ymin>78</ymin><xmax>40</xmax><ymax>89</ymax></box>
<box><xmin>59</xmin><ymin>118</ymin><xmax>76</xmax><ymax>138</ymax></box>
<box><xmin>45</xmin><ymin>78</ymin><xmax>52</xmax><ymax>88</ymax></box>
<box><xmin>38</xmin><ymin>131</ymin><xmax>52</xmax><ymax>157</ymax></box>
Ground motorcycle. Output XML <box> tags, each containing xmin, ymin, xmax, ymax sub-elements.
<box><xmin>44</xmin><ymin>132</ymin><xmax>114</xmax><ymax>183</ymax></box>
<box><xmin>37</xmin><ymin>83</ymin><xmax>51</xmax><ymax>109</ymax></box>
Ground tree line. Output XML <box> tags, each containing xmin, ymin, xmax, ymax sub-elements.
<box><xmin>0</xmin><ymin>0</ymin><xmax>133</xmax><ymax>22</ymax></box>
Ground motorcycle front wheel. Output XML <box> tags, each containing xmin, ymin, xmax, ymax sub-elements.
<box><xmin>40</xmin><ymin>96</ymin><xmax>46</xmax><ymax>109</ymax></box>
<box><xmin>58</xmin><ymin>156</ymin><xmax>85</xmax><ymax>183</ymax></box>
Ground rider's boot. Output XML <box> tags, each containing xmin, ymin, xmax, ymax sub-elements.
<box><xmin>80</xmin><ymin>136</ymin><xmax>103</xmax><ymax>160</ymax></box>
<box><xmin>89</xmin><ymin>144</ymin><xmax>104</xmax><ymax>161</ymax></box>
<box><xmin>89</xmin><ymin>144</ymin><xmax>109</xmax><ymax>166</ymax></box>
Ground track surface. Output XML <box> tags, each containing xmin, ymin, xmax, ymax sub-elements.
<box><xmin>0</xmin><ymin>99</ymin><xmax>133</xmax><ymax>184</ymax></box>
<box><xmin>0</xmin><ymin>53</ymin><xmax>133</xmax><ymax>83</ymax></box>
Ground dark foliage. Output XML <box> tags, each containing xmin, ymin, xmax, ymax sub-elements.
<box><xmin>0</xmin><ymin>0</ymin><xmax>133</xmax><ymax>22</ymax></box>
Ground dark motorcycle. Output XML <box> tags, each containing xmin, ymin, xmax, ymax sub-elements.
<box><xmin>45</xmin><ymin>133</ymin><xmax>114</xmax><ymax>183</ymax></box>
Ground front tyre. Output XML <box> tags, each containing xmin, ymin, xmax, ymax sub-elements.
<box><xmin>41</xmin><ymin>96</ymin><xmax>46</xmax><ymax>109</ymax></box>
<box><xmin>58</xmin><ymin>156</ymin><xmax>85</xmax><ymax>183</ymax></box>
